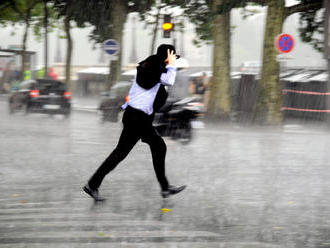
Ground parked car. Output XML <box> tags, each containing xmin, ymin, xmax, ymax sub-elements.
<box><xmin>98</xmin><ymin>81</ymin><xmax>132</xmax><ymax>122</ymax></box>
<box><xmin>8</xmin><ymin>79</ymin><xmax>71</xmax><ymax>117</ymax></box>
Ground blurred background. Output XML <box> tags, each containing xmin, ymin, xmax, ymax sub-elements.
<box><xmin>0</xmin><ymin>0</ymin><xmax>328</xmax><ymax>125</ymax></box>
<box><xmin>1</xmin><ymin>1</ymin><xmax>330</xmax><ymax>247</ymax></box>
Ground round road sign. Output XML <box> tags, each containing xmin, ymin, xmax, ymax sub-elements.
<box><xmin>104</xmin><ymin>39</ymin><xmax>119</xmax><ymax>55</ymax></box>
<box><xmin>276</xmin><ymin>34</ymin><xmax>294</xmax><ymax>53</ymax></box>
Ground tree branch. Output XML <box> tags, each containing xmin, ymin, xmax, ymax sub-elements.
<box><xmin>285</xmin><ymin>2</ymin><xmax>323</xmax><ymax>18</ymax></box>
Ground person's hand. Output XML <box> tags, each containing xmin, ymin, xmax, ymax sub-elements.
<box><xmin>164</xmin><ymin>49</ymin><xmax>176</xmax><ymax>66</ymax></box>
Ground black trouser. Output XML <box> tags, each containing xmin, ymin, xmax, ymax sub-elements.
<box><xmin>88</xmin><ymin>106</ymin><xmax>169</xmax><ymax>191</ymax></box>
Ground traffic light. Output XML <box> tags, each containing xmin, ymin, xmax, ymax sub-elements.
<box><xmin>162</xmin><ymin>14</ymin><xmax>173</xmax><ymax>38</ymax></box>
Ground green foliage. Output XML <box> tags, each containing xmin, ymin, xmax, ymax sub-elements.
<box><xmin>298</xmin><ymin>9</ymin><xmax>324</xmax><ymax>52</ymax></box>
<box><xmin>0</xmin><ymin>0</ymin><xmax>52</xmax><ymax>42</ymax></box>
<box><xmin>183</xmin><ymin>0</ymin><xmax>323</xmax><ymax>52</ymax></box>
<box><xmin>179</xmin><ymin>0</ymin><xmax>213</xmax><ymax>45</ymax></box>
<box><xmin>56</xmin><ymin>0</ymin><xmax>155</xmax><ymax>45</ymax></box>
<box><xmin>297</xmin><ymin>1</ymin><xmax>324</xmax><ymax>53</ymax></box>
<box><xmin>54</xmin><ymin>0</ymin><xmax>93</xmax><ymax>28</ymax></box>
<box><xmin>216</xmin><ymin>0</ymin><xmax>265</xmax><ymax>14</ymax></box>
<box><xmin>53</xmin><ymin>0</ymin><xmax>87</xmax><ymax>30</ymax></box>
<box><xmin>6</xmin><ymin>0</ymin><xmax>42</xmax><ymax>24</ymax></box>
<box><xmin>176</xmin><ymin>0</ymin><xmax>259</xmax><ymax>45</ymax></box>
<box><xmin>140</xmin><ymin>0</ymin><xmax>187</xmax><ymax>40</ymax></box>
<box><xmin>129</xmin><ymin>0</ymin><xmax>155</xmax><ymax>13</ymax></box>
<box><xmin>0</xmin><ymin>1</ymin><xmax>20</xmax><ymax>26</ymax></box>
<box><xmin>32</xmin><ymin>1</ymin><xmax>58</xmax><ymax>41</ymax></box>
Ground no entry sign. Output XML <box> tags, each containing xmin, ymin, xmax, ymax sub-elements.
<box><xmin>276</xmin><ymin>34</ymin><xmax>294</xmax><ymax>53</ymax></box>
<box><xmin>104</xmin><ymin>39</ymin><xmax>119</xmax><ymax>56</ymax></box>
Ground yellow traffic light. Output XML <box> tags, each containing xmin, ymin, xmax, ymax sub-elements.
<box><xmin>162</xmin><ymin>22</ymin><xmax>173</xmax><ymax>31</ymax></box>
<box><xmin>163</xmin><ymin>14</ymin><xmax>173</xmax><ymax>38</ymax></box>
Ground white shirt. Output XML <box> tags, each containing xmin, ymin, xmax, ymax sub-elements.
<box><xmin>122</xmin><ymin>65</ymin><xmax>176</xmax><ymax>115</ymax></box>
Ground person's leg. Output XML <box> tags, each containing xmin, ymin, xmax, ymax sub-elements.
<box><xmin>142</xmin><ymin>127</ymin><xmax>169</xmax><ymax>191</ymax></box>
<box><xmin>88</xmin><ymin>123</ymin><xmax>140</xmax><ymax>190</ymax></box>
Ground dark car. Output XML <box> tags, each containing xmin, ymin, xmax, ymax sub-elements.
<box><xmin>8</xmin><ymin>79</ymin><xmax>71</xmax><ymax>117</ymax></box>
<box><xmin>98</xmin><ymin>81</ymin><xmax>132</xmax><ymax>122</ymax></box>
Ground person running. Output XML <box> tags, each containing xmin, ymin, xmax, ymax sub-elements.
<box><xmin>83</xmin><ymin>44</ymin><xmax>186</xmax><ymax>201</ymax></box>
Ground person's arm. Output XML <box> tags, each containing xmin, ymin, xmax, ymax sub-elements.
<box><xmin>160</xmin><ymin>49</ymin><xmax>177</xmax><ymax>86</ymax></box>
<box><xmin>160</xmin><ymin>65</ymin><xmax>176</xmax><ymax>86</ymax></box>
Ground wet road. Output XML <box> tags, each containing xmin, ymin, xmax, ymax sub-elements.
<box><xmin>1</xmin><ymin>98</ymin><xmax>330</xmax><ymax>247</ymax></box>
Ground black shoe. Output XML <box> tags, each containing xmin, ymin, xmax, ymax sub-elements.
<box><xmin>83</xmin><ymin>184</ymin><xmax>106</xmax><ymax>201</ymax></box>
<box><xmin>161</xmin><ymin>185</ymin><xmax>186</xmax><ymax>198</ymax></box>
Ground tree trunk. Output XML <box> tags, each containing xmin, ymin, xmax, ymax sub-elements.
<box><xmin>43</xmin><ymin>0</ymin><xmax>49</xmax><ymax>78</ymax></box>
<box><xmin>107</xmin><ymin>0</ymin><xmax>127</xmax><ymax>90</ymax></box>
<box><xmin>21</xmin><ymin>15</ymin><xmax>30</xmax><ymax>81</ymax></box>
<box><xmin>207</xmin><ymin>0</ymin><xmax>231</xmax><ymax>121</ymax></box>
<box><xmin>64</xmin><ymin>16</ymin><xmax>72</xmax><ymax>91</ymax></box>
<box><xmin>254</xmin><ymin>0</ymin><xmax>285</xmax><ymax>125</ymax></box>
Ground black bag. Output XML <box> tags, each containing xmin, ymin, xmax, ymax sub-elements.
<box><xmin>136</xmin><ymin>55</ymin><xmax>168</xmax><ymax>112</ymax></box>
<box><xmin>153</xmin><ymin>84</ymin><xmax>168</xmax><ymax>112</ymax></box>
<box><xmin>136</xmin><ymin>55</ymin><xmax>166</xmax><ymax>89</ymax></box>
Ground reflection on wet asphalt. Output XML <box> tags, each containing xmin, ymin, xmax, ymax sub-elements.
<box><xmin>1</xmin><ymin>100</ymin><xmax>330</xmax><ymax>247</ymax></box>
